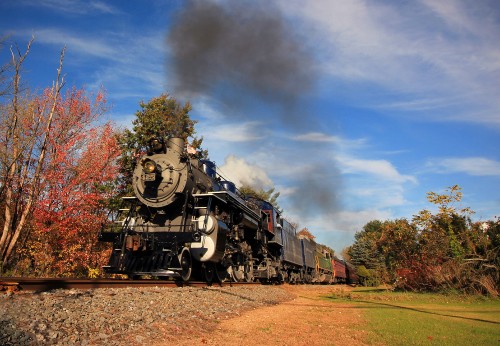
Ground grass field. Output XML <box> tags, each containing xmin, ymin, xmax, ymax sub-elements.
<box><xmin>325</xmin><ymin>287</ymin><xmax>500</xmax><ymax>345</ymax></box>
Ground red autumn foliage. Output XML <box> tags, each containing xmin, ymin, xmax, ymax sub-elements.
<box><xmin>297</xmin><ymin>227</ymin><xmax>316</xmax><ymax>240</ymax></box>
<box><xmin>21</xmin><ymin>88</ymin><xmax>121</xmax><ymax>277</ymax></box>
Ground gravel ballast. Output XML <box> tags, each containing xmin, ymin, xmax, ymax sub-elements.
<box><xmin>0</xmin><ymin>285</ymin><xmax>294</xmax><ymax>345</ymax></box>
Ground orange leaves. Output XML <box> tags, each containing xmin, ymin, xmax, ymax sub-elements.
<box><xmin>298</xmin><ymin>227</ymin><xmax>316</xmax><ymax>240</ymax></box>
<box><xmin>0</xmin><ymin>41</ymin><xmax>117</xmax><ymax>272</ymax></box>
<box><xmin>76</xmin><ymin>123</ymin><xmax>120</xmax><ymax>184</ymax></box>
<box><xmin>28</xmin><ymin>88</ymin><xmax>121</xmax><ymax>276</ymax></box>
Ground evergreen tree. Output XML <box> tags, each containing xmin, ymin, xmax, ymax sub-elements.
<box><xmin>348</xmin><ymin>220</ymin><xmax>385</xmax><ymax>270</ymax></box>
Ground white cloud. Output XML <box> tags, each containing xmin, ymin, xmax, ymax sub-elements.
<box><xmin>420</xmin><ymin>0</ymin><xmax>496</xmax><ymax>39</ymax></box>
<box><xmin>284</xmin><ymin>0</ymin><xmax>426</xmax><ymax>86</ymax></box>
<box><xmin>330</xmin><ymin>209</ymin><xmax>393</xmax><ymax>234</ymax></box>
<box><xmin>428</xmin><ymin>157</ymin><xmax>500</xmax><ymax>176</ymax></box>
<box><xmin>208</xmin><ymin>121</ymin><xmax>266</xmax><ymax>142</ymax></box>
<box><xmin>218</xmin><ymin>155</ymin><xmax>273</xmax><ymax>190</ymax></box>
<box><xmin>331</xmin><ymin>152</ymin><xmax>417</xmax><ymax>210</ymax></box>
<box><xmin>348</xmin><ymin>183</ymin><xmax>408</xmax><ymax>208</ymax></box>
<box><xmin>191</xmin><ymin>98</ymin><xmax>228</xmax><ymax>121</ymax></box>
<box><xmin>20</xmin><ymin>28</ymin><xmax>166</xmax><ymax>98</ymax></box>
<box><xmin>33</xmin><ymin>29</ymin><xmax>117</xmax><ymax>59</ymax></box>
<box><xmin>292</xmin><ymin>131</ymin><xmax>367</xmax><ymax>152</ymax></box>
<box><xmin>293</xmin><ymin>132</ymin><xmax>342</xmax><ymax>143</ymax></box>
<box><xmin>281</xmin><ymin>0</ymin><xmax>500</xmax><ymax>125</ymax></box>
<box><xmin>337</xmin><ymin>155</ymin><xmax>417</xmax><ymax>184</ymax></box>
<box><xmin>248</xmin><ymin>142</ymin><xmax>330</xmax><ymax>180</ymax></box>
<box><xmin>20</xmin><ymin>0</ymin><xmax>122</xmax><ymax>15</ymax></box>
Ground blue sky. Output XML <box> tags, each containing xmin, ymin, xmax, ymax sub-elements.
<box><xmin>1</xmin><ymin>0</ymin><xmax>499</xmax><ymax>255</ymax></box>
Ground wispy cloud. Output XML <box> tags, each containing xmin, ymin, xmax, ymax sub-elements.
<box><xmin>31</xmin><ymin>28</ymin><xmax>165</xmax><ymax>64</ymax></box>
<box><xmin>293</xmin><ymin>132</ymin><xmax>341</xmax><ymax>143</ymax></box>
<box><xmin>337</xmin><ymin>155</ymin><xmax>417</xmax><ymax>184</ymax></box>
<box><xmin>292</xmin><ymin>131</ymin><xmax>367</xmax><ymax>151</ymax></box>
<box><xmin>207</xmin><ymin>121</ymin><xmax>266</xmax><ymax>142</ymax></box>
<box><xmin>282</xmin><ymin>0</ymin><xmax>500</xmax><ymax>125</ymax></box>
<box><xmin>427</xmin><ymin>157</ymin><xmax>500</xmax><ymax>176</ymax></box>
<box><xmin>17</xmin><ymin>28</ymin><xmax>166</xmax><ymax>98</ymax></box>
<box><xmin>89</xmin><ymin>1</ymin><xmax>120</xmax><ymax>15</ymax></box>
<box><xmin>330</xmin><ymin>209</ymin><xmax>393</xmax><ymax>234</ymax></box>
<box><xmin>420</xmin><ymin>0</ymin><xmax>497</xmax><ymax>40</ymax></box>
<box><xmin>19</xmin><ymin>0</ymin><xmax>122</xmax><ymax>15</ymax></box>
<box><xmin>33</xmin><ymin>29</ymin><xmax>117</xmax><ymax>59</ymax></box>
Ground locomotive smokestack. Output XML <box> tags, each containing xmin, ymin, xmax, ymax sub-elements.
<box><xmin>167</xmin><ymin>137</ymin><xmax>185</xmax><ymax>157</ymax></box>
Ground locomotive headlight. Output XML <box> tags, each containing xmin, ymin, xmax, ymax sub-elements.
<box><xmin>143</xmin><ymin>160</ymin><xmax>156</xmax><ymax>174</ymax></box>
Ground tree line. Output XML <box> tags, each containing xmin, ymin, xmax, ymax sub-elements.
<box><xmin>345</xmin><ymin>185</ymin><xmax>499</xmax><ymax>296</ymax></box>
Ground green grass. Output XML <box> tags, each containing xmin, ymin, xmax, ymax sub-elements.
<box><xmin>325</xmin><ymin>288</ymin><xmax>500</xmax><ymax>345</ymax></box>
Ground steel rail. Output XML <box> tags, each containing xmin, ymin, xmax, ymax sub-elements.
<box><xmin>0</xmin><ymin>277</ymin><xmax>259</xmax><ymax>292</ymax></box>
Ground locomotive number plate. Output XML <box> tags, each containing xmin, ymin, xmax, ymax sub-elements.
<box><xmin>144</xmin><ymin>173</ymin><xmax>156</xmax><ymax>181</ymax></box>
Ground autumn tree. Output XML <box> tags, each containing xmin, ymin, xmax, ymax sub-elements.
<box><xmin>0</xmin><ymin>39</ymin><xmax>121</xmax><ymax>276</ymax></box>
<box><xmin>340</xmin><ymin>247</ymin><xmax>352</xmax><ymax>262</ymax></box>
<box><xmin>349</xmin><ymin>185</ymin><xmax>498</xmax><ymax>295</ymax></box>
<box><xmin>0</xmin><ymin>38</ymin><xmax>65</xmax><ymax>266</ymax></box>
<box><xmin>408</xmin><ymin>185</ymin><xmax>497</xmax><ymax>294</ymax></box>
<box><xmin>117</xmin><ymin>93</ymin><xmax>204</xmax><ymax>195</ymax></box>
<box><xmin>377</xmin><ymin>219</ymin><xmax>418</xmax><ymax>267</ymax></box>
<box><xmin>413</xmin><ymin>185</ymin><xmax>474</xmax><ymax>261</ymax></box>
<box><xmin>25</xmin><ymin>117</ymin><xmax>121</xmax><ymax>277</ymax></box>
<box><xmin>376</xmin><ymin>218</ymin><xmax>420</xmax><ymax>286</ymax></box>
<box><xmin>470</xmin><ymin>218</ymin><xmax>500</xmax><ymax>295</ymax></box>
<box><xmin>297</xmin><ymin>227</ymin><xmax>315</xmax><ymax>240</ymax></box>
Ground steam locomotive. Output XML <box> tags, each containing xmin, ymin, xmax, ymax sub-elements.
<box><xmin>99</xmin><ymin>137</ymin><xmax>357</xmax><ymax>284</ymax></box>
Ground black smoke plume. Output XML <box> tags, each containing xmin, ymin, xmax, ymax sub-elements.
<box><xmin>166</xmin><ymin>0</ymin><xmax>339</xmax><ymax>220</ymax></box>
<box><xmin>166</xmin><ymin>0</ymin><xmax>317</xmax><ymax>121</ymax></box>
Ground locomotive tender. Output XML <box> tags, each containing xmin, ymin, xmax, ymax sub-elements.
<box><xmin>99</xmin><ymin>137</ymin><xmax>356</xmax><ymax>284</ymax></box>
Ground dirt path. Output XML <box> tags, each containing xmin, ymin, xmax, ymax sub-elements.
<box><xmin>174</xmin><ymin>285</ymin><xmax>371</xmax><ymax>346</ymax></box>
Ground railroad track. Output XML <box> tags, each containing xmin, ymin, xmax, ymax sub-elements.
<box><xmin>0</xmin><ymin>277</ymin><xmax>259</xmax><ymax>293</ymax></box>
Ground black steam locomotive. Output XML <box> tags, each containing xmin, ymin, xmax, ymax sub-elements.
<box><xmin>99</xmin><ymin>137</ymin><xmax>357</xmax><ymax>284</ymax></box>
